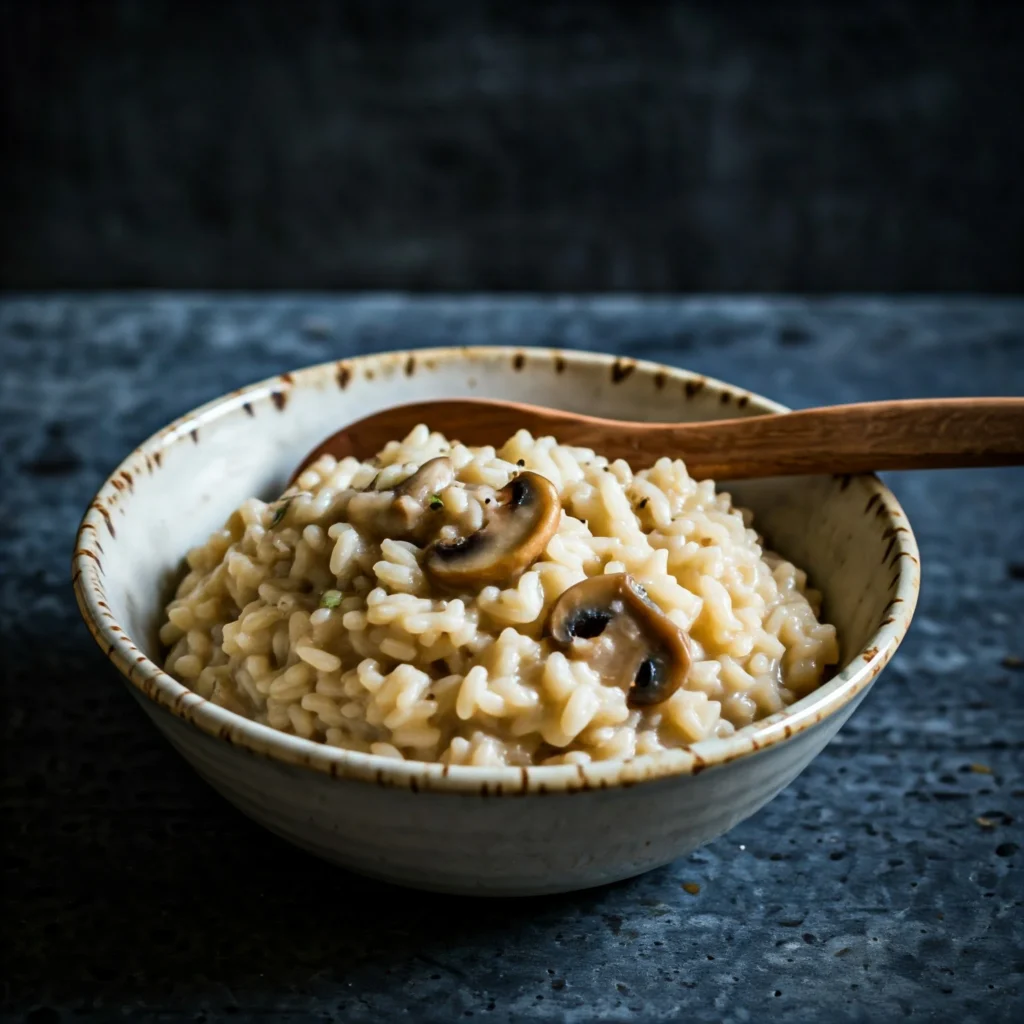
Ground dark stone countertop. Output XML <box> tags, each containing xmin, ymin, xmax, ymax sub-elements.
<box><xmin>1</xmin><ymin>296</ymin><xmax>1022</xmax><ymax>1024</ymax></box>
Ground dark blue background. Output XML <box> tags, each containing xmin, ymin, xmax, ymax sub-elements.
<box><xmin>2</xmin><ymin>0</ymin><xmax>1022</xmax><ymax>291</ymax></box>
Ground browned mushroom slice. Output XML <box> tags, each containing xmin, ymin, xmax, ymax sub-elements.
<box><xmin>548</xmin><ymin>573</ymin><xmax>691</xmax><ymax>707</ymax></box>
<box><xmin>395</xmin><ymin>457</ymin><xmax>454</xmax><ymax>503</ymax></box>
<box><xmin>425</xmin><ymin>471</ymin><xmax>561</xmax><ymax>586</ymax></box>
<box><xmin>347</xmin><ymin>457</ymin><xmax>454</xmax><ymax>540</ymax></box>
<box><xmin>387</xmin><ymin>457</ymin><xmax>455</xmax><ymax>533</ymax></box>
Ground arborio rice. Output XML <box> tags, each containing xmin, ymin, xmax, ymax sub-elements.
<box><xmin>161</xmin><ymin>427</ymin><xmax>839</xmax><ymax>767</ymax></box>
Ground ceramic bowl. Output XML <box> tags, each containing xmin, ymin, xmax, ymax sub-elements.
<box><xmin>73</xmin><ymin>347</ymin><xmax>919</xmax><ymax>896</ymax></box>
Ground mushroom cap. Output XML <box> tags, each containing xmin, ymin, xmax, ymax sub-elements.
<box><xmin>347</xmin><ymin>457</ymin><xmax>454</xmax><ymax>540</ymax></box>
<box><xmin>425</xmin><ymin>471</ymin><xmax>561</xmax><ymax>587</ymax></box>
<box><xmin>394</xmin><ymin>457</ymin><xmax>455</xmax><ymax>504</ymax></box>
<box><xmin>548</xmin><ymin>572</ymin><xmax>692</xmax><ymax>707</ymax></box>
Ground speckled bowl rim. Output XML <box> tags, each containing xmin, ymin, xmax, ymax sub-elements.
<box><xmin>73</xmin><ymin>346</ymin><xmax>920</xmax><ymax>794</ymax></box>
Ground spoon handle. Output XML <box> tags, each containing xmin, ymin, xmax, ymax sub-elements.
<box><xmin>643</xmin><ymin>397</ymin><xmax>1024</xmax><ymax>479</ymax></box>
<box><xmin>294</xmin><ymin>396</ymin><xmax>1024</xmax><ymax>483</ymax></box>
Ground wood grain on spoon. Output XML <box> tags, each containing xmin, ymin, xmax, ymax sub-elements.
<box><xmin>291</xmin><ymin>397</ymin><xmax>1024</xmax><ymax>483</ymax></box>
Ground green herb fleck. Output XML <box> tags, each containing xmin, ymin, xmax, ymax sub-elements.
<box><xmin>429</xmin><ymin>494</ymin><xmax>444</xmax><ymax>511</ymax></box>
<box><xmin>320</xmin><ymin>590</ymin><xmax>343</xmax><ymax>609</ymax></box>
<box><xmin>269</xmin><ymin>497</ymin><xmax>293</xmax><ymax>528</ymax></box>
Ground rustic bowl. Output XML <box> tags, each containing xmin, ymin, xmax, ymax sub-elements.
<box><xmin>73</xmin><ymin>347</ymin><xmax>919</xmax><ymax>896</ymax></box>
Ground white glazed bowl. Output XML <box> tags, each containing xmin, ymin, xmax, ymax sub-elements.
<box><xmin>73</xmin><ymin>347</ymin><xmax>919</xmax><ymax>896</ymax></box>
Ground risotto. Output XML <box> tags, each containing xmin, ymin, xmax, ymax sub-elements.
<box><xmin>160</xmin><ymin>427</ymin><xmax>839</xmax><ymax>767</ymax></box>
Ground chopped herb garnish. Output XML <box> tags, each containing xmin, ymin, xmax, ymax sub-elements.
<box><xmin>429</xmin><ymin>494</ymin><xmax>444</xmax><ymax>511</ymax></box>
<box><xmin>269</xmin><ymin>497</ymin><xmax>293</xmax><ymax>527</ymax></box>
<box><xmin>320</xmin><ymin>590</ymin><xmax>343</xmax><ymax>609</ymax></box>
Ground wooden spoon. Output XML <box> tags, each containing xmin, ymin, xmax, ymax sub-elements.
<box><xmin>291</xmin><ymin>397</ymin><xmax>1024</xmax><ymax>483</ymax></box>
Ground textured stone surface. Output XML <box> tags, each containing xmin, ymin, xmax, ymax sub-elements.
<box><xmin>1</xmin><ymin>296</ymin><xmax>1022</xmax><ymax>1023</ymax></box>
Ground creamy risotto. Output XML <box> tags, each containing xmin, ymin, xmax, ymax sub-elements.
<box><xmin>160</xmin><ymin>427</ymin><xmax>839</xmax><ymax>767</ymax></box>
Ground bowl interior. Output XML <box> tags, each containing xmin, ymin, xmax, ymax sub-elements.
<box><xmin>77</xmin><ymin>348</ymin><xmax>916</xmax><ymax>775</ymax></box>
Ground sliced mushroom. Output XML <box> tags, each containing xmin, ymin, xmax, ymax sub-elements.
<box><xmin>548</xmin><ymin>573</ymin><xmax>691</xmax><ymax>707</ymax></box>
<box><xmin>387</xmin><ymin>457</ymin><xmax>455</xmax><ymax>533</ymax></box>
<box><xmin>425</xmin><ymin>471</ymin><xmax>561</xmax><ymax>586</ymax></box>
<box><xmin>347</xmin><ymin>457</ymin><xmax>454</xmax><ymax>541</ymax></box>
<box><xmin>395</xmin><ymin>457</ymin><xmax>454</xmax><ymax>503</ymax></box>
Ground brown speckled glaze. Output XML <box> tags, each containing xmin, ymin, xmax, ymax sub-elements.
<box><xmin>611</xmin><ymin>358</ymin><xmax>635</xmax><ymax>383</ymax></box>
<box><xmin>71</xmin><ymin>347</ymin><xmax>920</xmax><ymax>894</ymax></box>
